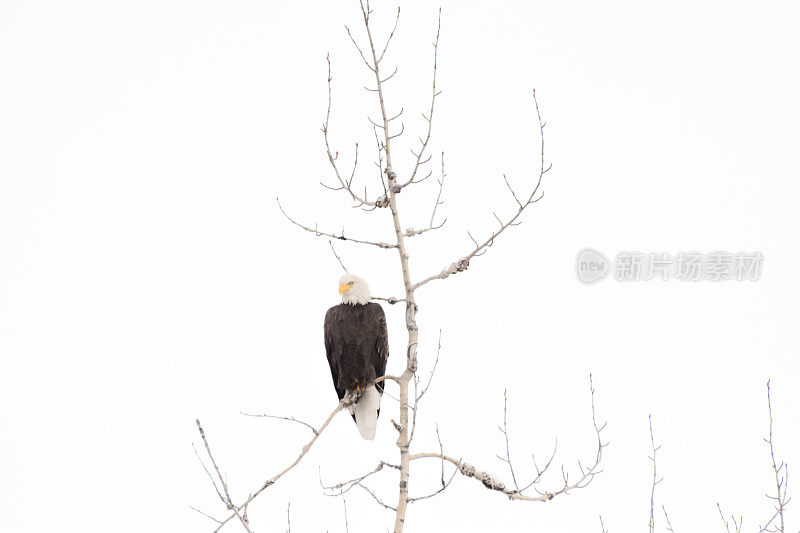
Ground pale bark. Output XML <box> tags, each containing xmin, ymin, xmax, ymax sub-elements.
<box><xmin>195</xmin><ymin>3</ymin><xmax>604</xmax><ymax>532</ymax></box>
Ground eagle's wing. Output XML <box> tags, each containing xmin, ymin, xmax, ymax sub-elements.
<box><xmin>370</xmin><ymin>303</ymin><xmax>389</xmax><ymax>394</ymax></box>
<box><xmin>324</xmin><ymin>306</ymin><xmax>346</xmax><ymax>400</ymax></box>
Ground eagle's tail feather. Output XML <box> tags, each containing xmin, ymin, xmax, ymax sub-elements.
<box><xmin>350</xmin><ymin>385</ymin><xmax>381</xmax><ymax>440</ymax></box>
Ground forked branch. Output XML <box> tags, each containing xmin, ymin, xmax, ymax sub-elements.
<box><xmin>202</xmin><ymin>400</ymin><xmax>348</xmax><ymax>532</ymax></box>
<box><xmin>410</xmin><ymin>374</ymin><xmax>605</xmax><ymax>502</ymax></box>
<box><xmin>716</xmin><ymin>380</ymin><xmax>791</xmax><ymax>533</ymax></box>
<box><xmin>395</xmin><ymin>8</ymin><xmax>442</xmax><ymax>192</ymax></box>
<box><xmin>412</xmin><ymin>90</ymin><xmax>551</xmax><ymax>291</ymax></box>
<box><xmin>322</xmin><ymin>54</ymin><xmax>390</xmax><ymax>209</ymax></box>
<box><xmin>761</xmin><ymin>380</ymin><xmax>790</xmax><ymax>533</ymax></box>
<box><xmin>277</xmin><ymin>199</ymin><xmax>397</xmax><ymax>249</ymax></box>
<box><xmin>404</xmin><ymin>152</ymin><xmax>447</xmax><ymax>238</ymax></box>
<box><xmin>648</xmin><ymin>415</ymin><xmax>664</xmax><ymax>533</ymax></box>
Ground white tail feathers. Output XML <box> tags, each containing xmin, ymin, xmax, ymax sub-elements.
<box><xmin>349</xmin><ymin>385</ymin><xmax>381</xmax><ymax>440</ymax></box>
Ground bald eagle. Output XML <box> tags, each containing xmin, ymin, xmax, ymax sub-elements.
<box><xmin>324</xmin><ymin>275</ymin><xmax>388</xmax><ymax>440</ymax></box>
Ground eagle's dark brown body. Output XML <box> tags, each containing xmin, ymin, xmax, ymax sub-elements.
<box><xmin>323</xmin><ymin>302</ymin><xmax>389</xmax><ymax>399</ymax></box>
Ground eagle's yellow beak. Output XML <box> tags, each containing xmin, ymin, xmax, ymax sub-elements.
<box><xmin>339</xmin><ymin>284</ymin><xmax>351</xmax><ymax>294</ymax></box>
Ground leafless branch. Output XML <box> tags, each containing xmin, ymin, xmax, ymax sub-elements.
<box><xmin>328</xmin><ymin>240</ymin><xmax>349</xmax><ymax>273</ymax></box>
<box><xmin>372</xmin><ymin>125</ymin><xmax>387</xmax><ymax>192</ymax></box>
<box><xmin>322</xmin><ymin>54</ymin><xmax>389</xmax><ymax>209</ymax></box>
<box><xmin>191</xmin><ymin>505</ymin><xmax>224</xmax><ymax>525</ymax></box>
<box><xmin>716</xmin><ymin>380</ymin><xmax>791</xmax><ymax>533</ymax></box>
<box><xmin>409</xmin><ymin>374</ymin><xmax>605</xmax><ymax>502</ymax></box>
<box><xmin>193</xmin><ymin>443</ymin><xmax>226</xmax><ymax>506</ymax></box>
<box><xmin>372</xmin><ymin>374</ymin><xmax>401</xmax><ymax>387</ymax></box>
<box><xmin>404</xmin><ymin>152</ymin><xmax>447</xmax><ymax>238</ymax></box>
<box><xmin>211</xmin><ymin>400</ymin><xmax>347</xmax><ymax>532</ymax></box>
<box><xmin>359</xmin><ymin>482</ymin><xmax>397</xmax><ymax>511</ymax></box>
<box><xmin>372</xmin><ymin>296</ymin><xmax>405</xmax><ymax>305</ymax></box>
<box><xmin>395</xmin><ymin>8</ymin><xmax>441</xmax><ymax>192</ymax></box>
<box><xmin>377</xmin><ymin>7</ymin><xmax>401</xmax><ymax>64</ymax></box>
<box><xmin>649</xmin><ymin>414</ymin><xmax>663</xmax><ymax>533</ymax></box>
<box><xmin>502</xmin><ymin>173</ymin><xmax>523</xmax><ymax>209</ymax></box>
<box><xmin>239</xmin><ymin>412</ymin><xmax>319</xmax><ymax>436</ymax></box>
<box><xmin>322</xmin><ymin>459</ymin><xmax>401</xmax><ymax>513</ymax></box>
<box><xmin>408</xmin><ymin>330</ymin><xmax>441</xmax><ymax>445</ymax></box>
<box><xmin>497</xmin><ymin>389</ymin><xmax>521</xmax><ymax>492</ymax></box>
<box><xmin>344</xmin><ymin>25</ymin><xmax>374</xmax><ymax>72</ymax></box>
<box><xmin>663</xmin><ymin>505</ymin><xmax>676</xmax><ymax>533</ymax></box>
<box><xmin>407</xmin><ymin>453</ymin><xmax>458</xmax><ymax>504</ymax></box>
<box><xmin>278</xmin><ymin>199</ymin><xmax>397</xmax><ymax>249</ymax></box>
<box><xmin>196</xmin><ymin>420</ymin><xmax>254</xmax><ymax>532</ymax></box>
<box><xmin>718</xmin><ymin>503</ymin><xmax>743</xmax><ymax>533</ymax></box>
<box><xmin>412</xmin><ymin>89</ymin><xmax>551</xmax><ymax>291</ymax></box>
<box><xmin>322</xmin><ymin>460</ymin><xmax>400</xmax><ymax>497</ymax></box>
<box><xmin>517</xmin><ymin>437</ymin><xmax>558</xmax><ymax>494</ymax></box>
<box><xmin>761</xmin><ymin>379</ymin><xmax>789</xmax><ymax>533</ymax></box>
<box><xmin>342</xmin><ymin>497</ymin><xmax>349</xmax><ymax>533</ymax></box>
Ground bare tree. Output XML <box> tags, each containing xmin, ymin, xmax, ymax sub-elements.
<box><xmin>717</xmin><ymin>380</ymin><xmax>792</xmax><ymax>533</ymax></box>
<box><xmin>649</xmin><ymin>414</ymin><xmax>664</xmax><ymax>533</ymax></box>
<box><xmin>193</xmin><ymin>2</ymin><xmax>605</xmax><ymax>531</ymax></box>
<box><xmin>641</xmin><ymin>381</ymin><xmax>792</xmax><ymax>533</ymax></box>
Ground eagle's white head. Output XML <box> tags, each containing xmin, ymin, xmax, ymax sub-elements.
<box><xmin>339</xmin><ymin>274</ymin><xmax>371</xmax><ymax>305</ymax></box>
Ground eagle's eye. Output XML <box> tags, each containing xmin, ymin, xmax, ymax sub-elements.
<box><xmin>348</xmin><ymin>281</ymin><xmax>354</xmax><ymax>286</ymax></box>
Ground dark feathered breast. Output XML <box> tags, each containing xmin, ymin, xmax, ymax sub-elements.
<box><xmin>324</xmin><ymin>302</ymin><xmax>389</xmax><ymax>400</ymax></box>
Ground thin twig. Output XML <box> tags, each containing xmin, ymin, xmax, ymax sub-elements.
<box><xmin>342</xmin><ymin>497</ymin><xmax>349</xmax><ymax>533</ymax></box>
<box><xmin>321</xmin><ymin>54</ymin><xmax>387</xmax><ymax>208</ymax></box>
<box><xmin>663</xmin><ymin>505</ymin><xmax>676</xmax><ymax>533</ymax></box>
<box><xmin>212</xmin><ymin>400</ymin><xmax>347</xmax><ymax>532</ymax></box>
<box><xmin>404</xmin><ymin>152</ymin><xmax>448</xmax><ymax>238</ymax></box>
<box><xmin>396</xmin><ymin>9</ymin><xmax>442</xmax><ymax>192</ymax></box>
<box><xmin>190</xmin><ymin>505</ymin><xmax>224</xmax><ymax>525</ymax></box>
<box><xmin>240</xmin><ymin>412</ymin><xmax>319</xmax><ymax>436</ymax></box>
<box><xmin>412</xmin><ymin>89</ymin><xmax>551</xmax><ymax>291</ymax></box>
<box><xmin>278</xmin><ymin>199</ymin><xmax>396</xmax><ymax>249</ymax></box>
<box><xmin>648</xmin><ymin>415</ymin><xmax>663</xmax><ymax>533</ymax></box>
<box><xmin>329</xmin><ymin>240</ymin><xmax>349</xmax><ymax>273</ymax></box>
<box><xmin>321</xmin><ymin>461</ymin><xmax>400</xmax><ymax>496</ymax></box>
<box><xmin>408</xmin><ymin>330</ymin><xmax>441</xmax><ymax>445</ymax></box>
<box><xmin>196</xmin><ymin>420</ymin><xmax>254</xmax><ymax>532</ymax></box>
<box><xmin>409</xmin><ymin>374</ymin><xmax>605</xmax><ymax>502</ymax></box>
<box><xmin>763</xmin><ymin>379</ymin><xmax>788</xmax><ymax>533</ymax></box>
<box><xmin>497</xmin><ymin>389</ymin><xmax>520</xmax><ymax>492</ymax></box>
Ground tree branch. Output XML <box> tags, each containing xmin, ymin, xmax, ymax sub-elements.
<box><xmin>648</xmin><ymin>414</ymin><xmax>663</xmax><ymax>533</ymax></box>
<box><xmin>196</xmin><ymin>420</ymin><xmax>254</xmax><ymax>532</ymax></box>
<box><xmin>404</xmin><ymin>152</ymin><xmax>447</xmax><ymax>238</ymax></box>
<box><xmin>394</xmin><ymin>8</ymin><xmax>441</xmax><ymax>193</ymax></box>
<box><xmin>210</xmin><ymin>400</ymin><xmax>348</xmax><ymax>532</ymax></box>
<box><xmin>497</xmin><ymin>389</ymin><xmax>521</xmax><ymax>492</ymax></box>
<box><xmin>409</xmin><ymin>374</ymin><xmax>605</xmax><ymax>502</ymax></box>
<box><xmin>278</xmin><ymin>199</ymin><xmax>397</xmax><ymax>249</ymax></box>
<box><xmin>322</xmin><ymin>54</ymin><xmax>389</xmax><ymax>209</ymax></box>
<box><xmin>762</xmin><ymin>379</ymin><xmax>789</xmax><ymax>533</ymax></box>
<box><xmin>412</xmin><ymin>89</ymin><xmax>551</xmax><ymax>291</ymax></box>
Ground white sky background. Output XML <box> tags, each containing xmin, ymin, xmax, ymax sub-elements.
<box><xmin>1</xmin><ymin>0</ymin><xmax>799</xmax><ymax>531</ymax></box>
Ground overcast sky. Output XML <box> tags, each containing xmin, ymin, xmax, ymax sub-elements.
<box><xmin>1</xmin><ymin>1</ymin><xmax>799</xmax><ymax>532</ymax></box>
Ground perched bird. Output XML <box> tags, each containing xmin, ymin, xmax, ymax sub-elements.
<box><xmin>324</xmin><ymin>274</ymin><xmax>389</xmax><ymax>440</ymax></box>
